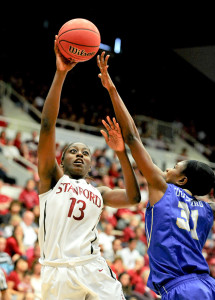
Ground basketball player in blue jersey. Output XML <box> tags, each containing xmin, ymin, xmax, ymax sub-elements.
<box><xmin>98</xmin><ymin>51</ymin><xmax>215</xmax><ymax>299</ymax></box>
<box><xmin>37</xmin><ymin>37</ymin><xmax>141</xmax><ymax>300</ymax></box>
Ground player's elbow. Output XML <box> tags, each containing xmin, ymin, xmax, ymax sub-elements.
<box><xmin>124</xmin><ymin>133</ymin><xmax>136</xmax><ymax>145</ymax></box>
<box><xmin>129</xmin><ymin>192</ymin><xmax>142</xmax><ymax>205</ymax></box>
<box><xmin>41</xmin><ymin>118</ymin><xmax>54</xmax><ymax>132</ymax></box>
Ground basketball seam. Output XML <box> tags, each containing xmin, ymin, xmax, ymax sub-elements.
<box><xmin>58</xmin><ymin>28</ymin><xmax>100</xmax><ymax>40</ymax></box>
<box><xmin>59</xmin><ymin>40</ymin><xmax>100</xmax><ymax>48</ymax></box>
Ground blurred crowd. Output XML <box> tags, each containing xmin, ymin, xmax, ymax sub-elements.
<box><xmin>0</xmin><ymin>126</ymin><xmax>215</xmax><ymax>299</ymax></box>
<box><xmin>2</xmin><ymin>70</ymin><xmax>215</xmax><ymax>163</ymax></box>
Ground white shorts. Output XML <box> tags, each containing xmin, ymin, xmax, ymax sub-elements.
<box><xmin>41</xmin><ymin>256</ymin><xmax>125</xmax><ymax>300</ymax></box>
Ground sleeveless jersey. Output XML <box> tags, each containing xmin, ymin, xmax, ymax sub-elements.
<box><xmin>38</xmin><ymin>175</ymin><xmax>103</xmax><ymax>264</ymax></box>
<box><xmin>145</xmin><ymin>183</ymin><xmax>213</xmax><ymax>293</ymax></box>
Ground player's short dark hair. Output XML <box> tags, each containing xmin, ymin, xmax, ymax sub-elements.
<box><xmin>182</xmin><ymin>160</ymin><xmax>215</xmax><ymax>196</ymax></box>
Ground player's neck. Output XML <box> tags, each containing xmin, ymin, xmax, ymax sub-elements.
<box><xmin>64</xmin><ymin>171</ymin><xmax>84</xmax><ymax>180</ymax></box>
<box><xmin>183</xmin><ymin>188</ymin><xmax>192</xmax><ymax>196</ymax></box>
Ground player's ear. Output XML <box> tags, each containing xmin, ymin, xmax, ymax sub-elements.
<box><xmin>177</xmin><ymin>176</ymin><xmax>188</xmax><ymax>186</ymax></box>
<box><xmin>60</xmin><ymin>162</ymin><xmax>64</xmax><ymax>169</ymax></box>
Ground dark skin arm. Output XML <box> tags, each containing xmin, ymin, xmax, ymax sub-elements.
<box><xmin>98</xmin><ymin>117</ymin><xmax>141</xmax><ymax>208</ymax></box>
<box><xmin>97</xmin><ymin>52</ymin><xmax>167</xmax><ymax>206</ymax></box>
<box><xmin>38</xmin><ymin>36</ymin><xmax>77</xmax><ymax>194</ymax></box>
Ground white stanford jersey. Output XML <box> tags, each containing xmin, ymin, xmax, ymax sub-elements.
<box><xmin>38</xmin><ymin>175</ymin><xmax>103</xmax><ymax>265</ymax></box>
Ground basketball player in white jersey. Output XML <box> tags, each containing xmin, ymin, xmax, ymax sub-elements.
<box><xmin>37</xmin><ymin>36</ymin><xmax>141</xmax><ymax>300</ymax></box>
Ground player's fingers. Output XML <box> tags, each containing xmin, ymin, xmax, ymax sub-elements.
<box><xmin>113</xmin><ymin>118</ymin><xmax>122</xmax><ymax>135</ymax></box>
<box><xmin>97</xmin><ymin>54</ymin><xmax>104</xmax><ymax>73</ymax></box>
<box><xmin>113</xmin><ymin>117</ymin><xmax>118</xmax><ymax>128</ymax></box>
<box><xmin>102</xmin><ymin>119</ymin><xmax>111</xmax><ymax>131</ymax></box>
<box><xmin>54</xmin><ymin>37</ymin><xmax>57</xmax><ymax>47</ymax></box>
<box><xmin>101</xmin><ymin>51</ymin><xmax>105</xmax><ymax>65</ymax></box>
<box><xmin>105</xmin><ymin>54</ymin><xmax>110</xmax><ymax>66</ymax></box>
<box><xmin>100</xmin><ymin>130</ymin><xmax>108</xmax><ymax>142</ymax></box>
<box><xmin>106</xmin><ymin>116</ymin><xmax>114</xmax><ymax>129</ymax></box>
<box><xmin>97</xmin><ymin>55</ymin><xmax>101</xmax><ymax>67</ymax></box>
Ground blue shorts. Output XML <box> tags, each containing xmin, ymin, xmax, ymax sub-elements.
<box><xmin>156</xmin><ymin>273</ymin><xmax>215</xmax><ymax>300</ymax></box>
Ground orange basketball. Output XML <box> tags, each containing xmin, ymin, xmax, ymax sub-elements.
<box><xmin>57</xmin><ymin>18</ymin><xmax>101</xmax><ymax>62</ymax></box>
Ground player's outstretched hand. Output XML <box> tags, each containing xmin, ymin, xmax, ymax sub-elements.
<box><xmin>54</xmin><ymin>35</ymin><xmax>78</xmax><ymax>72</ymax></box>
<box><xmin>97</xmin><ymin>51</ymin><xmax>114</xmax><ymax>90</ymax></box>
<box><xmin>101</xmin><ymin>116</ymin><xmax>125</xmax><ymax>152</ymax></box>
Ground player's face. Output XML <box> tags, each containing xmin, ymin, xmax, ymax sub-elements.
<box><xmin>63</xmin><ymin>143</ymin><xmax>91</xmax><ymax>179</ymax></box>
<box><xmin>164</xmin><ymin>161</ymin><xmax>186</xmax><ymax>184</ymax></box>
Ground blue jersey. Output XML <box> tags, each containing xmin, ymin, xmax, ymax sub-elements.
<box><xmin>145</xmin><ymin>183</ymin><xmax>213</xmax><ymax>293</ymax></box>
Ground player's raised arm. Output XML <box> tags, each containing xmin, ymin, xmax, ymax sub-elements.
<box><xmin>97</xmin><ymin>52</ymin><xmax>167</xmax><ymax>205</ymax></box>
<box><xmin>37</xmin><ymin>37</ymin><xmax>77</xmax><ymax>194</ymax></box>
<box><xmin>98</xmin><ymin>116</ymin><xmax>141</xmax><ymax>208</ymax></box>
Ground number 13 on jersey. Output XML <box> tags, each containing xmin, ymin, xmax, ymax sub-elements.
<box><xmin>68</xmin><ymin>197</ymin><xmax>86</xmax><ymax>220</ymax></box>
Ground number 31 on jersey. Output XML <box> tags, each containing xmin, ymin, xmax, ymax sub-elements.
<box><xmin>176</xmin><ymin>201</ymin><xmax>199</xmax><ymax>240</ymax></box>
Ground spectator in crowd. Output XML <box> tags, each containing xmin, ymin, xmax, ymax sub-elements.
<box><xmin>2</xmin><ymin>215</ymin><xmax>22</xmax><ymax>240</ymax></box>
<box><xmin>0</xmin><ymin>236</ymin><xmax>14</xmax><ymax>275</ymax></box>
<box><xmin>127</xmin><ymin>257</ymin><xmax>147</xmax><ymax>288</ymax></box>
<box><xmin>134</xmin><ymin>226</ymin><xmax>147</xmax><ymax>256</ymax></box>
<box><xmin>110</xmin><ymin>256</ymin><xmax>126</xmax><ymax>279</ymax></box>
<box><xmin>108</xmin><ymin>238</ymin><xmax>123</xmax><ymax>263</ymax></box>
<box><xmin>30</xmin><ymin>259</ymin><xmax>42</xmax><ymax>299</ymax></box>
<box><xmin>131</xmin><ymin>202</ymin><xmax>146</xmax><ymax>223</ymax></box>
<box><xmin>101</xmin><ymin>173</ymin><xmax>115</xmax><ymax>188</ymax></box>
<box><xmin>122</xmin><ymin>216</ymin><xmax>140</xmax><ymax>244</ymax></box>
<box><xmin>96</xmin><ymin>156</ymin><xmax>110</xmax><ymax>176</ymax></box>
<box><xmin>134</xmin><ymin>269</ymin><xmax>158</xmax><ymax>299</ymax></box>
<box><xmin>118</xmin><ymin>271</ymin><xmax>133</xmax><ymax>299</ymax></box>
<box><xmin>117</xmin><ymin>238</ymin><xmax>142</xmax><ymax>270</ymax></box>
<box><xmin>0</xmin><ymin>179</ymin><xmax>12</xmax><ymax>216</ymax></box>
<box><xmin>1</xmin><ymin>138</ymin><xmax>21</xmax><ymax>159</ymax></box>
<box><xmin>115</xmin><ymin>207</ymin><xmax>133</xmax><ymax>231</ymax></box>
<box><xmin>97</xmin><ymin>207</ymin><xmax>117</xmax><ymax>232</ymax></box>
<box><xmin>19</xmin><ymin>179</ymin><xmax>39</xmax><ymax>210</ymax></box>
<box><xmin>17</xmin><ymin>270</ymin><xmax>34</xmax><ymax>293</ymax></box>
<box><xmin>20</xmin><ymin>211</ymin><xmax>38</xmax><ymax>250</ymax></box>
<box><xmin>25</xmin><ymin>131</ymin><xmax>39</xmax><ymax>165</ymax></box>
<box><xmin>13</xmin><ymin>131</ymin><xmax>22</xmax><ymax>152</ymax></box>
<box><xmin>0</xmin><ymin>268</ymin><xmax>10</xmax><ymax>300</ymax></box>
<box><xmin>115</xmin><ymin>177</ymin><xmax>125</xmax><ymax>189</ymax></box>
<box><xmin>7</xmin><ymin>256</ymin><xmax>29</xmax><ymax>298</ymax></box>
<box><xmin>33</xmin><ymin>90</ymin><xmax>45</xmax><ymax>110</ymax></box>
<box><xmin>118</xmin><ymin>271</ymin><xmax>148</xmax><ymax>299</ymax></box>
<box><xmin>108</xmin><ymin>161</ymin><xmax>121</xmax><ymax>179</ymax></box>
<box><xmin>99</xmin><ymin>222</ymin><xmax>116</xmax><ymax>261</ymax></box>
<box><xmin>26</xmin><ymin>241</ymin><xmax>40</xmax><ymax>269</ymax></box>
<box><xmin>0</xmin><ymin>199</ymin><xmax>22</xmax><ymax>226</ymax></box>
<box><xmin>5</xmin><ymin>225</ymin><xmax>26</xmax><ymax>261</ymax></box>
